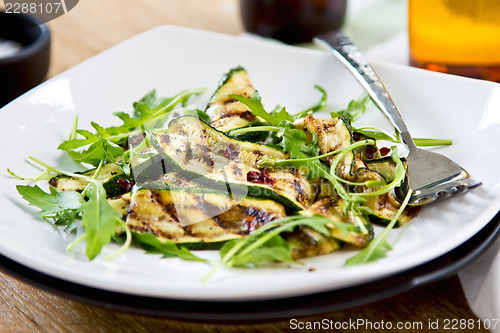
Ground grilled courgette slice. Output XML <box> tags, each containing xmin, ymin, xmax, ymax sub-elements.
<box><xmin>48</xmin><ymin>153</ymin><xmax>163</xmax><ymax>198</ymax></box>
<box><xmin>362</xmin><ymin>193</ymin><xmax>421</xmax><ymax>227</ymax></box>
<box><xmin>351</xmin><ymin>163</ymin><xmax>420</xmax><ymax>227</ymax></box>
<box><xmin>294</xmin><ymin>114</ymin><xmax>367</xmax><ymax>182</ymax></box>
<box><xmin>49</xmin><ymin>162</ymin><xmax>121</xmax><ymax>192</ymax></box>
<box><xmin>365</xmin><ymin>156</ymin><xmax>405</xmax><ymax>183</ymax></box>
<box><xmin>302</xmin><ymin>196</ymin><xmax>373</xmax><ymax>248</ymax></box>
<box><xmin>49</xmin><ymin>162</ymin><xmax>134</xmax><ymax>198</ymax></box>
<box><xmin>126</xmin><ymin>187</ymin><xmax>287</xmax><ymax>244</ymax></box>
<box><xmin>150</xmin><ymin>116</ymin><xmax>315</xmax><ymax>211</ymax></box>
<box><xmin>294</xmin><ymin>114</ymin><xmax>353</xmax><ymax>164</ymax></box>
<box><xmin>206</xmin><ymin>66</ymin><xmax>258</xmax><ymax>133</ymax></box>
<box><xmin>282</xmin><ymin>226</ymin><xmax>342</xmax><ymax>260</ymax></box>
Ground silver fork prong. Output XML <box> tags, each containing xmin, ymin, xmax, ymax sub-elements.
<box><xmin>411</xmin><ymin>179</ymin><xmax>481</xmax><ymax>205</ymax></box>
<box><xmin>395</xmin><ymin>178</ymin><xmax>481</xmax><ymax>206</ymax></box>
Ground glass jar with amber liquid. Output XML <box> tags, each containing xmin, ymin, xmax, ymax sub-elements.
<box><xmin>240</xmin><ymin>0</ymin><xmax>347</xmax><ymax>44</ymax></box>
<box><xmin>409</xmin><ymin>0</ymin><xmax>500</xmax><ymax>82</ymax></box>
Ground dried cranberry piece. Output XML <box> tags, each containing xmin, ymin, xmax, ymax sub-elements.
<box><xmin>247</xmin><ymin>170</ymin><xmax>275</xmax><ymax>185</ymax></box>
<box><xmin>247</xmin><ymin>171</ymin><xmax>261</xmax><ymax>182</ymax></box>
<box><xmin>380</xmin><ymin>147</ymin><xmax>391</xmax><ymax>156</ymax></box>
<box><xmin>117</xmin><ymin>178</ymin><xmax>135</xmax><ymax>192</ymax></box>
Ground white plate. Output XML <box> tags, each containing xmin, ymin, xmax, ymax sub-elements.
<box><xmin>1</xmin><ymin>26</ymin><xmax>499</xmax><ymax>302</ymax></box>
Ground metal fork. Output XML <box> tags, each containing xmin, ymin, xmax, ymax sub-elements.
<box><xmin>314</xmin><ymin>31</ymin><xmax>481</xmax><ymax>205</ymax></box>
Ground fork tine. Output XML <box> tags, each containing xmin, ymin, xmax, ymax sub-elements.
<box><xmin>410</xmin><ymin>178</ymin><xmax>481</xmax><ymax>205</ymax></box>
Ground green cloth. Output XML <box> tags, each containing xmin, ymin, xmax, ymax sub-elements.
<box><xmin>344</xmin><ymin>0</ymin><xmax>407</xmax><ymax>51</ymax></box>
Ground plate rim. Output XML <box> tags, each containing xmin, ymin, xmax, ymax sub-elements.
<box><xmin>1</xmin><ymin>25</ymin><xmax>500</xmax><ymax>301</ymax></box>
<box><xmin>1</xmin><ymin>211</ymin><xmax>498</xmax><ymax>322</ymax></box>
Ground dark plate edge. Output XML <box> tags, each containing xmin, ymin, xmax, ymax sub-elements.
<box><xmin>0</xmin><ymin>212</ymin><xmax>498</xmax><ymax>324</ymax></box>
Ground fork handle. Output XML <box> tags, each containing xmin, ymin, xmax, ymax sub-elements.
<box><xmin>314</xmin><ymin>31</ymin><xmax>417</xmax><ymax>151</ymax></box>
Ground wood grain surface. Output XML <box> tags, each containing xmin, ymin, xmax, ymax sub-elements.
<box><xmin>0</xmin><ymin>0</ymin><xmax>489</xmax><ymax>332</ymax></box>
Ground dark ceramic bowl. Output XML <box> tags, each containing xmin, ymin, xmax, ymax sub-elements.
<box><xmin>0</xmin><ymin>12</ymin><xmax>51</xmax><ymax>107</ymax></box>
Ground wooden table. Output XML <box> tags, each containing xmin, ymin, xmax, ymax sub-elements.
<box><xmin>0</xmin><ymin>1</ymin><xmax>490</xmax><ymax>331</ymax></box>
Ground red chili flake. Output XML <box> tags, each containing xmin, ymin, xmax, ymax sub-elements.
<box><xmin>117</xmin><ymin>178</ymin><xmax>135</xmax><ymax>192</ymax></box>
<box><xmin>224</xmin><ymin>143</ymin><xmax>239</xmax><ymax>161</ymax></box>
<box><xmin>380</xmin><ymin>147</ymin><xmax>391</xmax><ymax>156</ymax></box>
<box><xmin>247</xmin><ymin>170</ymin><xmax>275</xmax><ymax>185</ymax></box>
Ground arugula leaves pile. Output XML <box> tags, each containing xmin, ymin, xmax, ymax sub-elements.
<box><xmin>17</xmin><ymin>184</ymin><xmax>84</xmax><ymax>229</ymax></box>
<box><xmin>58</xmin><ymin>88</ymin><xmax>205</xmax><ymax>168</ymax></box>
<box><xmin>230</xmin><ymin>92</ymin><xmax>331</xmax><ymax>181</ymax></box>
<box><xmin>15</xmin><ymin>160</ymin><xmax>125</xmax><ymax>260</ymax></box>
<box><xmin>206</xmin><ymin>89</ymin><xmax>449</xmax><ymax>274</ymax></box>
<box><xmin>10</xmin><ymin>77</ymin><xmax>450</xmax><ymax>279</ymax></box>
<box><xmin>12</xmin><ymin>88</ymin><xmax>206</xmax><ymax>261</ymax></box>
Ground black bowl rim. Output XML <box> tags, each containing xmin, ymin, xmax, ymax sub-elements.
<box><xmin>0</xmin><ymin>12</ymin><xmax>51</xmax><ymax>65</ymax></box>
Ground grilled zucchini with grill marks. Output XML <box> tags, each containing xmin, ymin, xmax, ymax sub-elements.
<box><xmin>126</xmin><ymin>187</ymin><xmax>286</xmax><ymax>244</ymax></box>
<box><xmin>168</xmin><ymin>115</ymin><xmax>286</xmax><ymax>168</ymax></box>
<box><xmin>49</xmin><ymin>148</ymin><xmax>161</xmax><ymax>198</ymax></box>
<box><xmin>302</xmin><ymin>196</ymin><xmax>373</xmax><ymax>247</ymax></box>
<box><xmin>21</xmin><ymin>66</ymin><xmax>425</xmax><ymax>269</ymax></box>
<box><xmin>206</xmin><ymin>66</ymin><xmax>258</xmax><ymax>133</ymax></box>
<box><xmin>108</xmin><ymin>192</ymin><xmax>131</xmax><ymax>217</ymax></box>
<box><xmin>362</xmin><ymin>193</ymin><xmax>421</xmax><ymax>227</ymax></box>
<box><xmin>294</xmin><ymin>114</ymin><xmax>365</xmax><ymax>181</ymax></box>
<box><xmin>282</xmin><ymin>226</ymin><xmax>342</xmax><ymax>259</ymax></box>
<box><xmin>150</xmin><ymin>116</ymin><xmax>315</xmax><ymax>210</ymax></box>
<box><xmin>352</xmin><ymin>164</ymin><xmax>421</xmax><ymax>227</ymax></box>
<box><xmin>365</xmin><ymin>156</ymin><xmax>404</xmax><ymax>183</ymax></box>
<box><xmin>49</xmin><ymin>162</ymin><xmax>124</xmax><ymax>194</ymax></box>
<box><xmin>294</xmin><ymin>114</ymin><xmax>353</xmax><ymax>164</ymax></box>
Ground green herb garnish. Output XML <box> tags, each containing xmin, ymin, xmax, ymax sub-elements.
<box><xmin>16</xmin><ymin>184</ymin><xmax>84</xmax><ymax>229</ymax></box>
<box><xmin>333</xmin><ymin>92</ymin><xmax>372</xmax><ymax>121</ymax></box>
<box><xmin>11</xmin><ymin>88</ymin><xmax>206</xmax><ymax>261</ymax></box>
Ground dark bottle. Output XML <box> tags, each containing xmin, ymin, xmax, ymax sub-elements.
<box><xmin>240</xmin><ymin>0</ymin><xmax>347</xmax><ymax>44</ymax></box>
